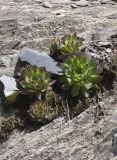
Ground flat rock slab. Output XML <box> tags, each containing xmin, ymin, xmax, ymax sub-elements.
<box><xmin>19</xmin><ymin>47</ymin><xmax>62</xmax><ymax>75</ymax></box>
<box><xmin>0</xmin><ymin>75</ymin><xmax>18</xmax><ymax>97</ymax></box>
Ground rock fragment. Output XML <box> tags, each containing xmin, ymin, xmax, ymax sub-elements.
<box><xmin>76</xmin><ymin>0</ymin><xmax>88</xmax><ymax>7</ymax></box>
<box><xmin>43</xmin><ymin>2</ymin><xmax>52</xmax><ymax>8</ymax></box>
<box><xmin>71</xmin><ymin>3</ymin><xmax>78</xmax><ymax>8</ymax></box>
<box><xmin>0</xmin><ymin>75</ymin><xmax>18</xmax><ymax>97</ymax></box>
<box><xmin>19</xmin><ymin>47</ymin><xmax>62</xmax><ymax>75</ymax></box>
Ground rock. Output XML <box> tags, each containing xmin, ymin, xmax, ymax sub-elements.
<box><xmin>0</xmin><ymin>75</ymin><xmax>18</xmax><ymax>97</ymax></box>
<box><xmin>105</xmin><ymin>48</ymin><xmax>112</xmax><ymax>53</ymax></box>
<box><xmin>43</xmin><ymin>2</ymin><xmax>52</xmax><ymax>8</ymax></box>
<box><xmin>85</xmin><ymin>40</ymin><xmax>116</xmax><ymax>69</ymax></box>
<box><xmin>19</xmin><ymin>47</ymin><xmax>62</xmax><ymax>75</ymax></box>
<box><xmin>98</xmin><ymin>41</ymin><xmax>112</xmax><ymax>48</ymax></box>
<box><xmin>71</xmin><ymin>3</ymin><xmax>78</xmax><ymax>8</ymax></box>
<box><xmin>100</xmin><ymin>0</ymin><xmax>111</xmax><ymax>4</ymax></box>
<box><xmin>107</xmin><ymin>13</ymin><xmax>117</xmax><ymax>19</ymax></box>
<box><xmin>76</xmin><ymin>0</ymin><xmax>88</xmax><ymax>7</ymax></box>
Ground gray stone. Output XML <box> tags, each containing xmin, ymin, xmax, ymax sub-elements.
<box><xmin>98</xmin><ymin>41</ymin><xmax>112</xmax><ymax>48</ymax></box>
<box><xmin>76</xmin><ymin>0</ymin><xmax>88</xmax><ymax>7</ymax></box>
<box><xmin>100</xmin><ymin>0</ymin><xmax>111</xmax><ymax>4</ymax></box>
<box><xmin>19</xmin><ymin>47</ymin><xmax>62</xmax><ymax>75</ymax></box>
<box><xmin>105</xmin><ymin>48</ymin><xmax>112</xmax><ymax>53</ymax></box>
<box><xmin>107</xmin><ymin>13</ymin><xmax>117</xmax><ymax>19</ymax></box>
<box><xmin>71</xmin><ymin>3</ymin><xmax>78</xmax><ymax>8</ymax></box>
<box><xmin>43</xmin><ymin>2</ymin><xmax>52</xmax><ymax>8</ymax></box>
<box><xmin>0</xmin><ymin>75</ymin><xmax>18</xmax><ymax>97</ymax></box>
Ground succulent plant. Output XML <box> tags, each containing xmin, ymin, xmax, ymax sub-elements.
<box><xmin>49</xmin><ymin>33</ymin><xmax>83</xmax><ymax>61</ymax></box>
<box><xmin>60</xmin><ymin>33</ymin><xmax>80</xmax><ymax>55</ymax></box>
<box><xmin>60</xmin><ymin>56</ymin><xmax>102</xmax><ymax>97</ymax></box>
<box><xmin>19</xmin><ymin>66</ymin><xmax>52</xmax><ymax>95</ymax></box>
<box><xmin>44</xmin><ymin>91</ymin><xmax>56</xmax><ymax>105</ymax></box>
<box><xmin>69</xmin><ymin>99</ymin><xmax>90</xmax><ymax>118</ymax></box>
<box><xmin>29</xmin><ymin>101</ymin><xmax>58</xmax><ymax>123</ymax></box>
<box><xmin>0</xmin><ymin>116</ymin><xmax>24</xmax><ymax>140</ymax></box>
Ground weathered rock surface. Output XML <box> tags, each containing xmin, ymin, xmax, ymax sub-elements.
<box><xmin>0</xmin><ymin>94</ymin><xmax>117</xmax><ymax>160</ymax></box>
<box><xmin>0</xmin><ymin>0</ymin><xmax>117</xmax><ymax>159</ymax></box>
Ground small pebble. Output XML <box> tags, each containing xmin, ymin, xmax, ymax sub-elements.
<box><xmin>105</xmin><ymin>48</ymin><xmax>112</xmax><ymax>53</ymax></box>
<box><xmin>71</xmin><ymin>4</ymin><xmax>78</xmax><ymax>8</ymax></box>
<box><xmin>43</xmin><ymin>2</ymin><xmax>52</xmax><ymax>8</ymax></box>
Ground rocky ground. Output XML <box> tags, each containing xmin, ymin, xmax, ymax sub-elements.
<box><xmin>0</xmin><ymin>0</ymin><xmax>117</xmax><ymax>159</ymax></box>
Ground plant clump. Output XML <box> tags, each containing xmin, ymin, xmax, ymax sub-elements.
<box><xmin>60</xmin><ymin>56</ymin><xmax>101</xmax><ymax>97</ymax></box>
<box><xmin>49</xmin><ymin>33</ymin><xmax>83</xmax><ymax>62</ymax></box>
<box><xmin>29</xmin><ymin>101</ymin><xmax>58</xmax><ymax>123</ymax></box>
<box><xmin>0</xmin><ymin>116</ymin><xmax>24</xmax><ymax>140</ymax></box>
<box><xmin>44</xmin><ymin>91</ymin><xmax>61</xmax><ymax>106</ymax></box>
<box><xmin>0</xmin><ymin>33</ymin><xmax>107</xmax><ymax>142</ymax></box>
<box><xmin>19</xmin><ymin>66</ymin><xmax>52</xmax><ymax>95</ymax></box>
<box><xmin>60</xmin><ymin>34</ymin><xmax>80</xmax><ymax>54</ymax></box>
